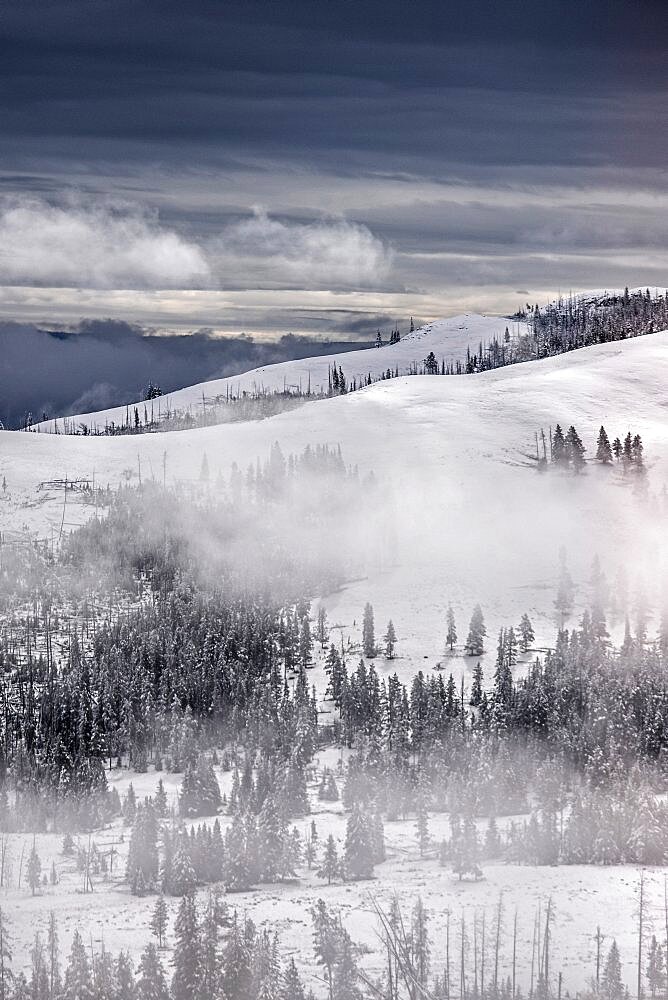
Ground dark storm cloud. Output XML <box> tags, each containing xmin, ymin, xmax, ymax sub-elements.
<box><xmin>0</xmin><ymin>0</ymin><xmax>667</xmax><ymax>337</ymax></box>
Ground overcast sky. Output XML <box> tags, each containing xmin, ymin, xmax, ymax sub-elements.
<box><xmin>1</xmin><ymin>0</ymin><xmax>667</xmax><ymax>339</ymax></box>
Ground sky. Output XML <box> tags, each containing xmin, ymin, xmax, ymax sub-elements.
<box><xmin>1</xmin><ymin>0</ymin><xmax>668</xmax><ymax>344</ymax></box>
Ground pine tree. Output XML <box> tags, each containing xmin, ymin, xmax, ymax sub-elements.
<box><xmin>344</xmin><ymin>803</ymin><xmax>375</xmax><ymax>880</ymax></box>
<box><xmin>384</xmin><ymin>620</ymin><xmax>397</xmax><ymax>659</ymax></box>
<box><xmin>362</xmin><ymin>604</ymin><xmax>376</xmax><ymax>658</ymax></box>
<box><xmin>282</xmin><ymin>958</ymin><xmax>306</xmax><ymax>1000</ymax></box>
<box><xmin>0</xmin><ymin>908</ymin><xmax>12</xmax><ymax>1000</ymax></box>
<box><xmin>601</xmin><ymin>941</ymin><xmax>623</xmax><ymax>1000</ymax></box>
<box><xmin>415</xmin><ymin>790</ymin><xmax>430</xmax><ymax>857</ymax></box>
<box><xmin>316</xmin><ymin>606</ymin><xmax>329</xmax><ymax>649</ymax></box>
<box><xmin>136</xmin><ymin>944</ymin><xmax>170</xmax><ymax>1000</ymax></box>
<box><xmin>411</xmin><ymin>897</ymin><xmax>430</xmax><ymax>987</ymax></box>
<box><xmin>171</xmin><ymin>894</ymin><xmax>201</xmax><ymax>1000</ymax></box>
<box><xmin>465</xmin><ymin>605</ymin><xmax>486</xmax><ymax>656</ymax></box>
<box><xmin>565</xmin><ymin>425</ymin><xmax>586</xmax><ymax>472</ymax></box>
<box><xmin>552</xmin><ymin>424</ymin><xmax>567</xmax><ymax>466</ymax></box>
<box><xmin>26</xmin><ymin>841</ymin><xmax>42</xmax><ymax>896</ymax></box>
<box><xmin>647</xmin><ymin>935</ymin><xmax>666</xmax><ymax>999</ymax></box>
<box><xmin>170</xmin><ymin>844</ymin><xmax>196</xmax><ymax>897</ymax></box>
<box><xmin>63</xmin><ymin>930</ymin><xmax>93</xmax><ymax>1000</ymax></box>
<box><xmin>470</xmin><ymin>661</ymin><xmax>483</xmax><ymax>707</ymax></box>
<box><xmin>150</xmin><ymin>895</ymin><xmax>169</xmax><ymax>949</ymax></box>
<box><xmin>446</xmin><ymin>605</ymin><xmax>457</xmax><ymax>651</ymax></box>
<box><xmin>518</xmin><ymin>613</ymin><xmax>535</xmax><ymax>653</ymax></box>
<box><xmin>154</xmin><ymin>779</ymin><xmax>168</xmax><ymax>818</ymax></box>
<box><xmin>47</xmin><ymin>912</ymin><xmax>61</xmax><ymax>1000</ymax></box>
<box><xmin>596</xmin><ymin>426</ymin><xmax>613</xmax><ymax>464</ymax></box>
<box><xmin>115</xmin><ymin>952</ymin><xmax>134</xmax><ymax>1000</ymax></box>
<box><xmin>318</xmin><ymin>835</ymin><xmax>341</xmax><ymax>885</ymax></box>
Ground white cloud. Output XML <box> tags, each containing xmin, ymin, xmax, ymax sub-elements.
<box><xmin>0</xmin><ymin>198</ymin><xmax>211</xmax><ymax>289</ymax></box>
<box><xmin>219</xmin><ymin>209</ymin><xmax>393</xmax><ymax>288</ymax></box>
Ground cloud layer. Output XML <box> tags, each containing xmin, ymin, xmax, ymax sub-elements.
<box><xmin>0</xmin><ymin>198</ymin><xmax>392</xmax><ymax>293</ymax></box>
<box><xmin>0</xmin><ymin>199</ymin><xmax>211</xmax><ymax>289</ymax></box>
<box><xmin>0</xmin><ymin>1</ymin><xmax>667</xmax><ymax>331</ymax></box>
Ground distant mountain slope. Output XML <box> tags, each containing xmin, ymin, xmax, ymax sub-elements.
<box><xmin>33</xmin><ymin>313</ymin><xmax>511</xmax><ymax>433</ymax></box>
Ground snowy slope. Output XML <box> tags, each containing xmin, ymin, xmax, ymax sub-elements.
<box><xmin>3</xmin><ymin>332</ymin><xmax>668</xmax><ymax>685</ymax></box>
<box><xmin>33</xmin><ymin>313</ymin><xmax>513</xmax><ymax>433</ymax></box>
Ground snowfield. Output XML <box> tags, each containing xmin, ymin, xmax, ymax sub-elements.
<box><xmin>3</xmin><ymin>322</ymin><xmax>668</xmax><ymax>990</ymax></box>
<box><xmin>32</xmin><ymin>313</ymin><xmax>516</xmax><ymax>434</ymax></box>
<box><xmin>3</xmin><ymin>327</ymin><xmax>668</xmax><ymax>680</ymax></box>
<box><xmin>4</xmin><ymin>759</ymin><xmax>663</xmax><ymax>996</ymax></box>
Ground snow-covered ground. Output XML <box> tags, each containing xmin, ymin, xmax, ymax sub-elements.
<box><xmin>32</xmin><ymin>313</ymin><xmax>517</xmax><ymax>434</ymax></box>
<box><xmin>3</xmin><ymin>323</ymin><xmax>668</xmax><ymax>991</ymax></box>
<box><xmin>2</xmin><ymin>758</ymin><xmax>659</xmax><ymax>995</ymax></box>
<box><xmin>3</xmin><ymin>328</ymin><xmax>668</xmax><ymax>681</ymax></box>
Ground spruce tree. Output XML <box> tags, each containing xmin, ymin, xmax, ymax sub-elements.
<box><xmin>344</xmin><ymin>803</ymin><xmax>375</xmax><ymax>880</ymax></box>
<box><xmin>150</xmin><ymin>895</ymin><xmax>169</xmax><ymax>949</ymax></box>
<box><xmin>596</xmin><ymin>426</ymin><xmax>613</xmax><ymax>464</ymax></box>
<box><xmin>171</xmin><ymin>894</ymin><xmax>201</xmax><ymax>1000</ymax></box>
<box><xmin>63</xmin><ymin>930</ymin><xmax>93</xmax><ymax>1000</ymax></box>
<box><xmin>566</xmin><ymin>425</ymin><xmax>586</xmax><ymax>472</ymax></box>
<box><xmin>446</xmin><ymin>605</ymin><xmax>457</xmax><ymax>651</ymax></box>
<box><xmin>601</xmin><ymin>941</ymin><xmax>623</xmax><ymax>1000</ymax></box>
<box><xmin>26</xmin><ymin>841</ymin><xmax>42</xmax><ymax>896</ymax></box>
<box><xmin>136</xmin><ymin>944</ymin><xmax>170</xmax><ymax>1000</ymax></box>
<box><xmin>318</xmin><ymin>835</ymin><xmax>341</xmax><ymax>886</ymax></box>
<box><xmin>384</xmin><ymin>620</ymin><xmax>397</xmax><ymax>659</ymax></box>
<box><xmin>465</xmin><ymin>605</ymin><xmax>486</xmax><ymax>656</ymax></box>
<box><xmin>552</xmin><ymin>424</ymin><xmax>567</xmax><ymax>466</ymax></box>
<box><xmin>282</xmin><ymin>958</ymin><xmax>306</xmax><ymax>1000</ymax></box>
<box><xmin>362</xmin><ymin>604</ymin><xmax>376</xmax><ymax>658</ymax></box>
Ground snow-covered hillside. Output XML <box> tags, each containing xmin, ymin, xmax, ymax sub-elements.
<box><xmin>4</xmin><ymin>331</ymin><xmax>668</xmax><ymax>684</ymax></box>
<box><xmin>33</xmin><ymin>313</ymin><xmax>515</xmax><ymax>433</ymax></box>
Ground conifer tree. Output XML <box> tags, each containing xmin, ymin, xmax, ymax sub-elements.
<box><xmin>136</xmin><ymin>944</ymin><xmax>170</xmax><ymax>1000</ymax></box>
<box><xmin>465</xmin><ymin>605</ymin><xmax>486</xmax><ymax>656</ymax></box>
<box><xmin>154</xmin><ymin>779</ymin><xmax>168</xmax><ymax>818</ymax></box>
<box><xmin>170</xmin><ymin>844</ymin><xmax>196</xmax><ymax>897</ymax></box>
<box><xmin>362</xmin><ymin>604</ymin><xmax>376</xmax><ymax>658</ymax></box>
<box><xmin>470</xmin><ymin>661</ymin><xmax>484</xmax><ymax>707</ymax></box>
<box><xmin>171</xmin><ymin>894</ymin><xmax>201</xmax><ymax>1000</ymax></box>
<box><xmin>596</xmin><ymin>426</ymin><xmax>613</xmax><ymax>464</ymax></box>
<box><xmin>518</xmin><ymin>613</ymin><xmax>535</xmax><ymax>653</ymax></box>
<box><xmin>26</xmin><ymin>841</ymin><xmax>42</xmax><ymax>896</ymax></box>
<box><xmin>601</xmin><ymin>940</ymin><xmax>623</xmax><ymax>1000</ymax></box>
<box><xmin>566</xmin><ymin>425</ymin><xmax>586</xmax><ymax>472</ymax></box>
<box><xmin>384</xmin><ymin>620</ymin><xmax>397</xmax><ymax>659</ymax></box>
<box><xmin>115</xmin><ymin>952</ymin><xmax>135</xmax><ymax>1000</ymax></box>
<box><xmin>282</xmin><ymin>958</ymin><xmax>306</xmax><ymax>1000</ymax></box>
<box><xmin>0</xmin><ymin>908</ymin><xmax>12</xmax><ymax>1000</ymax></box>
<box><xmin>446</xmin><ymin>605</ymin><xmax>457</xmax><ymax>651</ymax></box>
<box><xmin>344</xmin><ymin>803</ymin><xmax>375</xmax><ymax>880</ymax></box>
<box><xmin>316</xmin><ymin>606</ymin><xmax>329</xmax><ymax>649</ymax></box>
<box><xmin>552</xmin><ymin>424</ymin><xmax>567</xmax><ymax>466</ymax></box>
<box><xmin>63</xmin><ymin>930</ymin><xmax>93</xmax><ymax>1000</ymax></box>
<box><xmin>318</xmin><ymin>835</ymin><xmax>341</xmax><ymax>886</ymax></box>
<box><xmin>150</xmin><ymin>895</ymin><xmax>169</xmax><ymax>949</ymax></box>
<box><xmin>647</xmin><ymin>936</ymin><xmax>666</xmax><ymax>1000</ymax></box>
